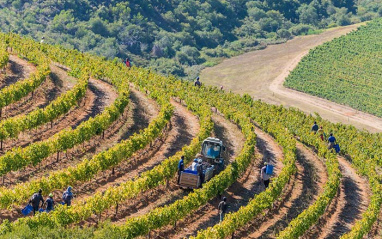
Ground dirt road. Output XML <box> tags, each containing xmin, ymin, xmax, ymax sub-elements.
<box><xmin>201</xmin><ymin>23</ymin><xmax>382</xmax><ymax>133</ymax></box>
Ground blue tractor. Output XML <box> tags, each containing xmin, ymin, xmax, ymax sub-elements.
<box><xmin>179</xmin><ymin>137</ymin><xmax>226</xmax><ymax>189</ymax></box>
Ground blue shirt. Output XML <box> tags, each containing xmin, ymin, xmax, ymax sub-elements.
<box><xmin>46</xmin><ymin>197</ymin><xmax>54</xmax><ymax>211</ymax></box>
<box><xmin>178</xmin><ymin>159</ymin><xmax>184</xmax><ymax>171</ymax></box>
<box><xmin>328</xmin><ymin>136</ymin><xmax>336</xmax><ymax>143</ymax></box>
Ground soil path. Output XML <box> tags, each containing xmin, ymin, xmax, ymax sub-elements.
<box><xmin>4</xmin><ymin>65</ymin><xmax>61</xmax><ymax>119</ymax></box>
<box><xmin>0</xmin><ymin>55</ymin><xmax>64</xmax><ymax>119</ymax></box>
<box><xmin>0</xmin><ymin>88</ymin><xmax>159</xmax><ymax>222</ymax></box>
<box><xmin>200</xmin><ymin>23</ymin><xmax>382</xmax><ymax>133</ymax></box>
<box><xmin>0</xmin><ymin>63</ymin><xmax>75</xmax><ymax>120</ymax></box>
<box><xmin>211</xmin><ymin>113</ymin><xmax>246</xmax><ymax>163</ymax></box>
<box><xmin>0</xmin><ymin>54</ymin><xmax>35</xmax><ymax>89</ymax></box>
<box><xmin>0</xmin><ymin>78</ymin><xmax>117</xmax><ymax>156</ymax></box>
<box><xmin>237</xmin><ymin>143</ymin><xmax>327</xmax><ymax>238</ymax></box>
<box><xmin>303</xmin><ymin>156</ymin><xmax>370</xmax><ymax>239</ymax></box>
<box><xmin>153</xmin><ymin>124</ymin><xmax>282</xmax><ymax>239</ymax></box>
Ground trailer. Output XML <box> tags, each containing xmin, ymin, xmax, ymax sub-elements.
<box><xmin>179</xmin><ymin>164</ymin><xmax>214</xmax><ymax>189</ymax></box>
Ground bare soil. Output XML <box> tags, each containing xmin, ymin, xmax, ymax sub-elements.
<box><xmin>303</xmin><ymin>156</ymin><xmax>370</xmax><ymax>239</ymax></box>
<box><xmin>235</xmin><ymin>142</ymin><xmax>327</xmax><ymax>238</ymax></box>
<box><xmin>0</xmin><ymin>78</ymin><xmax>116</xmax><ymax>159</ymax></box>
<box><xmin>0</xmin><ymin>63</ymin><xmax>73</xmax><ymax>120</ymax></box>
<box><xmin>0</xmin><ymin>55</ymin><xmax>59</xmax><ymax>119</ymax></box>
<box><xmin>0</xmin><ymin>54</ymin><xmax>35</xmax><ymax>89</ymax></box>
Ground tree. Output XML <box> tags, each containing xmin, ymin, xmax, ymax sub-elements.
<box><xmin>277</xmin><ymin>29</ymin><xmax>292</xmax><ymax>39</ymax></box>
<box><xmin>51</xmin><ymin>10</ymin><xmax>76</xmax><ymax>33</ymax></box>
<box><xmin>248</xmin><ymin>7</ymin><xmax>267</xmax><ymax>21</ymax></box>
<box><xmin>89</xmin><ymin>18</ymin><xmax>109</xmax><ymax>37</ymax></box>
<box><xmin>297</xmin><ymin>4</ymin><xmax>319</xmax><ymax>25</ymax></box>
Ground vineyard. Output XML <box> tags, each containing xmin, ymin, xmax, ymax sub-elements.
<box><xmin>0</xmin><ymin>20</ymin><xmax>381</xmax><ymax>239</ymax></box>
<box><xmin>284</xmin><ymin>18</ymin><xmax>382</xmax><ymax>117</ymax></box>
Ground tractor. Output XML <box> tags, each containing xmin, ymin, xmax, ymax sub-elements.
<box><xmin>179</xmin><ymin>137</ymin><xmax>226</xmax><ymax>189</ymax></box>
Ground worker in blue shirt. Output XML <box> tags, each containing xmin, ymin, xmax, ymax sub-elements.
<box><xmin>177</xmin><ymin>156</ymin><xmax>185</xmax><ymax>184</ymax></box>
<box><xmin>328</xmin><ymin>133</ymin><xmax>336</xmax><ymax>149</ymax></box>
<box><xmin>311</xmin><ymin>121</ymin><xmax>319</xmax><ymax>134</ymax></box>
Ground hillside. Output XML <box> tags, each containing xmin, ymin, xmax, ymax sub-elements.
<box><xmin>284</xmin><ymin>18</ymin><xmax>382</xmax><ymax>117</ymax></box>
<box><xmin>0</xmin><ymin>32</ymin><xmax>382</xmax><ymax>239</ymax></box>
<box><xmin>200</xmin><ymin>23</ymin><xmax>382</xmax><ymax>132</ymax></box>
<box><xmin>0</xmin><ymin>0</ymin><xmax>381</xmax><ymax>78</ymax></box>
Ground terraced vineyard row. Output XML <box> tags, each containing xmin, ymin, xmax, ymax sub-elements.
<box><xmin>0</xmin><ymin>26</ymin><xmax>379</xmax><ymax>239</ymax></box>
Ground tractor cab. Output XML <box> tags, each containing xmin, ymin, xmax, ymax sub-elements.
<box><xmin>201</xmin><ymin>137</ymin><xmax>225</xmax><ymax>168</ymax></box>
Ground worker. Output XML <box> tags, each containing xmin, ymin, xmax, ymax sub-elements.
<box><xmin>317</xmin><ymin>126</ymin><xmax>324</xmax><ymax>141</ymax></box>
<box><xmin>220</xmin><ymin>85</ymin><xmax>224</xmax><ymax>91</ymax></box>
<box><xmin>197</xmin><ymin>159</ymin><xmax>204</xmax><ymax>185</ymax></box>
<box><xmin>62</xmin><ymin>186</ymin><xmax>74</xmax><ymax>206</ymax></box>
<box><xmin>29</xmin><ymin>189</ymin><xmax>44</xmax><ymax>215</ymax></box>
<box><xmin>177</xmin><ymin>156</ymin><xmax>185</xmax><ymax>184</ymax></box>
<box><xmin>191</xmin><ymin>158</ymin><xmax>198</xmax><ymax>171</ymax></box>
<box><xmin>194</xmin><ymin>77</ymin><xmax>201</xmax><ymax>87</ymax></box>
<box><xmin>328</xmin><ymin>133</ymin><xmax>336</xmax><ymax>149</ymax></box>
<box><xmin>260</xmin><ymin>162</ymin><xmax>271</xmax><ymax>189</ymax></box>
<box><xmin>218</xmin><ymin>197</ymin><xmax>228</xmax><ymax>222</ymax></box>
<box><xmin>125</xmin><ymin>58</ymin><xmax>131</xmax><ymax>68</ymax></box>
<box><xmin>311</xmin><ymin>121</ymin><xmax>319</xmax><ymax>134</ymax></box>
<box><xmin>45</xmin><ymin>193</ymin><xmax>55</xmax><ymax>213</ymax></box>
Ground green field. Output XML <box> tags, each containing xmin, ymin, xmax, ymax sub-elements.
<box><xmin>284</xmin><ymin>19</ymin><xmax>382</xmax><ymax>117</ymax></box>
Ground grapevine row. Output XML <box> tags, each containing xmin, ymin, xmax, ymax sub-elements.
<box><xmin>0</xmin><ymin>44</ymin><xmax>8</xmax><ymax>70</ymax></box>
<box><xmin>0</xmin><ymin>71</ymin><xmax>88</xmax><ymax>141</ymax></box>
<box><xmin>0</xmin><ymin>83</ymin><xmax>127</xmax><ymax>179</ymax></box>
<box><xmin>0</xmin><ymin>35</ymin><xmax>49</xmax><ymax>110</ymax></box>
<box><xmin>0</xmin><ymin>83</ymin><xmax>129</xmax><ymax>199</ymax></box>
<box><xmin>187</xmin><ymin>90</ymin><xmax>339</xmax><ymax>238</ymax></box>
<box><xmin>276</xmin><ymin>145</ymin><xmax>340</xmax><ymax>238</ymax></box>
<box><xmin>0</xmin><ymin>61</ymin><xmax>49</xmax><ymax>111</ymax></box>
<box><xmin>127</xmin><ymin>65</ymin><xmax>374</xmax><ymax>238</ymax></box>
<box><xmin>0</xmin><ymin>34</ymin><xmax>134</xmax><ymax>179</ymax></box>
<box><xmin>93</xmin><ymin>111</ymin><xmax>256</xmax><ymax>239</ymax></box>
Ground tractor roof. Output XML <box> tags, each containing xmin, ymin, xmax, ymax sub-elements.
<box><xmin>203</xmin><ymin>137</ymin><xmax>223</xmax><ymax>145</ymax></box>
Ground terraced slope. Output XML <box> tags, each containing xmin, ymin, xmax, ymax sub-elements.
<box><xmin>0</xmin><ymin>30</ymin><xmax>380</xmax><ymax>239</ymax></box>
